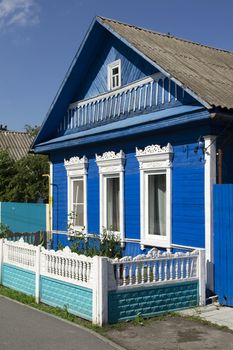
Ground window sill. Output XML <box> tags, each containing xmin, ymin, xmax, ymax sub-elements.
<box><xmin>140</xmin><ymin>238</ymin><xmax>171</xmax><ymax>249</ymax></box>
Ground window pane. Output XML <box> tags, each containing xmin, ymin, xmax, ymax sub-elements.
<box><xmin>148</xmin><ymin>174</ymin><xmax>166</xmax><ymax>236</ymax></box>
<box><xmin>73</xmin><ymin>204</ymin><xmax>84</xmax><ymax>227</ymax></box>
<box><xmin>73</xmin><ymin>180</ymin><xmax>83</xmax><ymax>203</ymax></box>
<box><xmin>107</xmin><ymin>177</ymin><xmax>120</xmax><ymax>231</ymax></box>
<box><xmin>112</xmin><ymin>67</ymin><xmax>118</xmax><ymax>75</ymax></box>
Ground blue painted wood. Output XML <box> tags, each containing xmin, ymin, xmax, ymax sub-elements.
<box><xmin>34</xmin><ymin>108</ymin><xmax>209</xmax><ymax>154</ymax></box>
<box><xmin>214</xmin><ymin>185</ymin><xmax>233</xmax><ymax>306</ymax></box>
<box><xmin>87</xmin><ymin>158</ymin><xmax>99</xmax><ymax>233</ymax></box>
<box><xmin>34</xmin><ymin>18</ymin><xmax>200</xmax><ymax>147</ymax></box>
<box><xmin>52</xmin><ymin>162</ymin><xmax>68</xmax><ymax>232</ymax></box>
<box><xmin>51</xmin><ymin>128</ymin><xmax>206</xmax><ymax>253</ymax></box>
<box><xmin>76</xmin><ymin>34</ymin><xmax>157</xmax><ymax>101</ymax></box>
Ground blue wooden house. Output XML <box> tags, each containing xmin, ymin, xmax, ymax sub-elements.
<box><xmin>32</xmin><ymin>16</ymin><xmax>233</xmax><ymax>292</ymax></box>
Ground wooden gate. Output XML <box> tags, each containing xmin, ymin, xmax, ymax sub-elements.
<box><xmin>214</xmin><ymin>184</ymin><xmax>233</xmax><ymax>306</ymax></box>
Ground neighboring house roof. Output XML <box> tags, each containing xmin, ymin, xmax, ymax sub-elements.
<box><xmin>0</xmin><ymin>130</ymin><xmax>33</xmax><ymax>161</ymax></box>
<box><xmin>98</xmin><ymin>16</ymin><xmax>233</xmax><ymax>110</ymax></box>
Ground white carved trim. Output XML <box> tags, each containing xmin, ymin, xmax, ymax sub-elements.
<box><xmin>204</xmin><ymin>135</ymin><xmax>216</xmax><ymax>291</ymax></box>
<box><xmin>96</xmin><ymin>150</ymin><xmax>125</xmax><ymax>242</ymax></box>
<box><xmin>96</xmin><ymin>150</ymin><xmax>124</xmax><ymax>162</ymax></box>
<box><xmin>136</xmin><ymin>143</ymin><xmax>173</xmax><ymax>156</ymax></box>
<box><xmin>136</xmin><ymin>143</ymin><xmax>173</xmax><ymax>249</ymax></box>
<box><xmin>96</xmin><ymin>151</ymin><xmax>125</xmax><ymax>175</ymax></box>
<box><xmin>64</xmin><ymin>156</ymin><xmax>88</xmax><ymax>175</ymax></box>
<box><xmin>136</xmin><ymin>143</ymin><xmax>173</xmax><ymax>171</ymax></box>
<box><xmin>65</xmin><ymin>156</ymin><xmax>88</xmax><ymax>233</ymax></box>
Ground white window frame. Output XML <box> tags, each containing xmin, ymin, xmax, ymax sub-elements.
<box><xmin>107</xmin><ymin>59</ymin><xmax>121</xmax><ymax>91</ymax></box>
<box><xmin>96</xmin><ymin>151</ymin><xmax>125</xmax><ymax>241</ymax></box>
<box><xmin>64</xmin><ymin>156</ymin><xmax>88</xmax><ymax>233</ymax></box>
<box><xmin>136</xmin><ymin>144</ymin><xmax>173</xmax><ymax>248</ymax></box>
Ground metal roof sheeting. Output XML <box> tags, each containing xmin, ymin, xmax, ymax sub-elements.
<box><xmin>0</xmin><ymin>130</ymin><xmax>33</xmax><ymax>161</ymax></box>
<box><xmin>98</xmin><ymin>17</ymin><xmax>233</xmax><ymax>110</ymax></box>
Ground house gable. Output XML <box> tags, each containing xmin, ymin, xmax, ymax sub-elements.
<box><xmin>74</xmin><ymin>32</ymin><xmax>157</xmax><ymax>101</ymax></box>
<box><xmin>33</xmin><ymin>17</ymin><xmax>203</xmax><ymax>151</ymax></box>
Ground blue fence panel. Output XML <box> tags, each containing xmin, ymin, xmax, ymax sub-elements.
<box><xmin>214</xmin><ymin>184</ymin><xmax>233</xmax><ymax>306</ymax></box>
<box><xmin>0</xmin><ymin>202</ymin><xmax>47</xmax><ymax>233</ymax></box>
<box><xmin>2</xmin><ymin>263</ymin><xmax>35</xmax><ymax>296</ymax></box>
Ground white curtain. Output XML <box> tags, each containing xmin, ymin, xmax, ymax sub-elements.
<box><xmin>72</xmin><ymin>180</ymin><xmax>84</xmax><ymax>226</ymax></box>
<box><xmin>107</xmin><ymin>177</ymin><xmax>120</xmax><ymax>231</ymax></box>
<box><xmin>148</xmin><ymin>174</ymin><xmax>166</xmax><ymax>236</ymax></box>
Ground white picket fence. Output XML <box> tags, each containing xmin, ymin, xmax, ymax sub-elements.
<box><xmin>111</xmin><ymin>248</ymin><xmax>200</xmax><ymax>287</ymax></box>
<box><xmin>0</xmin><ymin>239</ymin><xmax>205</xmax><ymax>325</ymax></box>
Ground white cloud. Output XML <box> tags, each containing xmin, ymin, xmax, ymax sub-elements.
<box><xmin>0</xmin><ymin>0</ymin><xmax>39</xmax><ymax>29</ymax></box>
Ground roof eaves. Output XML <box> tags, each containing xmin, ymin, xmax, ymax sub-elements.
<box><xmin>97</xmin><ymin>17</ymin><xmax>212</xmax><ymax>110</ymax></box>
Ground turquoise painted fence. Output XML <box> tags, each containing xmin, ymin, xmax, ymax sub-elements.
<box><xmin>2</xmin><ymin>263</ymin><xmax>35</xmax><ymax>296</ymax></box>
<box><xmin>40</xmin><ymin>276</ymin><xmax>93</xmax><ymax>321</ymax></box>
<box><xmin>0</xmin><ymin>239</ymin><xmax>205</xmax><ymax>325</ymax></box>
<box><xmin>108</xmin><ymin>281</ymin><xmax>199</xmax><ymax>324</ymax></box>
<box><xmin>0</xmin><ymin>202</ymin><xmax>47</xmax><ymax>233</ymax></box>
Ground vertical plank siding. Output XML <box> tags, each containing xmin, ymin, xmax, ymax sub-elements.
<box><xmin>59</xmin><ymin>75</ymin><xmax>186</xmax><ymax>135</ymax></box>
<box><xmin>214</xmin><ymin>185</ymin><xmax>233</xmax><ymax>306</ymax></box>
<box><xmin>51</xmin><ymin>128</ymin><xmax>205</xmax><ymax>253</ymax></box>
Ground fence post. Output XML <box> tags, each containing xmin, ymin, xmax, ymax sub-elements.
<box><xmin>198</xmin><ymin>249</ymin><xmax>206</xmax><ymax>306</ymax></box>
<box><xmin>35</xmin><ymin>245</ymin><xmax>41</xmax><ymax>304</ymax></box>
<box><xmin>0</xmin><ymin>239</ymin><xmax>3</xmax><ymax>285</ymax></box>
<box><xmin>92</xmin><ymin>256</ymin><xmax>109</xmax><ymax>326</ymax></box>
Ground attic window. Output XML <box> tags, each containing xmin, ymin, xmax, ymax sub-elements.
<box><xmin>108</xmin><ymin>59</ymin><xmax>121</xmax><ymax>90</ymax></box>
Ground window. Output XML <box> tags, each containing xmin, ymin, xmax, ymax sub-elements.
<box><xmin>136</xmin><ymin>144</ymin><xmax>173</xmax><ymax>248</ymax></box>
<box><xmin>108</xmin><ymin>60</ymin><xmax>121</xmax><ymax>90</ymax></box>
<box><xmin>148</xmin><ymin>173</ymin><xmax>166</xmax><ymax>236</ymax></box>
<box><xmin>64</xmin><ymin>156</ymin><xmax>88</xmax><ymax>232</ymax></box>
<box><xmin>96</xmin><ymin>151</ymin><xmax>125</xmax><ymax>240</ymax></box>
<box><xmin>106</xmin><ymin>176</ymin><xmax>120</xmax><ymax>231</ymax></box>
<box><xmin>72</xmin><ymin>179</ymin><xmax>84</xmax><ymax>227</ymax></box>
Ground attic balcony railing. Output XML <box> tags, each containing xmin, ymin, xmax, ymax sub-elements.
<box><xmin>59</xmin><ymin>73</ymin><xmax>184</xmax><ymax>133</ymax></box>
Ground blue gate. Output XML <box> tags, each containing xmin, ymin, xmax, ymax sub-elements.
<box><xmin>214</xmin><ymin>184</ymin><xmax>233</xmax><ymax>306</ymax></box>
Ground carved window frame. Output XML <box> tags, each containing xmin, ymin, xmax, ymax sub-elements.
<box><xmin>107</xmin><ymin>59</ymin><xmax>121</xmax><ymax>91</ymax></box>
<box><xmin>64</xmin><ymin>156</ymin><xmax>88</xmax><ymax>233</ymax></box>
<box><xmin>96</xmin><ymin>151</ymin><xmax>125</xmax><ymax>241</ymax></box>
<box><xmin>136</xmin><ymin>144</ymin><xmax>173</xmax><ymax>249</ymax></box>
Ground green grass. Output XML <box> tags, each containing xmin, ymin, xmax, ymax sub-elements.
<box><xmin>0</xmin><ymin>285</ymin><xmax>103</xmax><ymax>333</ymax></box>
<box><xmin>0</xmin><ymin>285</ymin><xmax>231</xmax><ymax>335</ymax></box>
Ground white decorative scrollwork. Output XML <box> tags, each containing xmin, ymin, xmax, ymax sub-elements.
<box><xmin>96</xmin><ymin>150</ymin><xmax>125</xmax><ymax>174</ymax></box>
<box><xmin>64</xmin><ymin>156</ymin><xmax>88</xmax><ymax>167</ymax></box>
<box><xmin>96</xmin><ymin>150</ymin><xmax>124</xmax><ymax>161</ymax></box>
<box><xmin>136</xmin><ymin>143</ymin><xmax>173</xmax><ymax>156</ymax></box>
<box><xmin>64</xmin><ymin>155</ymin><xmax>88</xmax><ymax>175</ymax></box>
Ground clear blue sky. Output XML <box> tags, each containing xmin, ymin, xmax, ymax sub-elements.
<box><xmin>0</xmin><ymin>0</ymin><xmax>232</xmax><ymax>131</ymax></box>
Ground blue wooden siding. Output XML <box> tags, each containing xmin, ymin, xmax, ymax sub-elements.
<box><xmin>75</xmin><ymin>34</ymin><xmax>157</xmax><ymax>102</ymax></box>
<box><xmin>87</xmin><ymin>158</ymin><xmax>99</xmax><ymax>233</ymax></box>
<box><xmin>51</xmin><ymin>125</ymin><xmax>206</xmax><ymax>252</ymax></box>
<box><xmin>172</xmin><ymin>146</ymin><xmax>205</xmax><ymax>248</ymax></box>
<box><xmin>214</xmin><ymin>184</ymin><xmax>233</xmax><ymax>306</ymax></box>
<box><xmin>52</xmin><ymin>162</ymin><xmax>67</xmax><ymax>233</ymax></box>
<box><xmin>220</xmin><ymin>142</ymin><xmax>233</xmax><ymax>184</ymax></box>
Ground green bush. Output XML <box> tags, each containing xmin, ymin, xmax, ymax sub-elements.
<box><xmin>67</xmin><ymin>228</ymin><xmax>122</xmax><ymax>259</ymax></box>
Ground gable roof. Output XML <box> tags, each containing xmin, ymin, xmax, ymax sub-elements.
<box><xmin>0</xmin><ymin>130</ymin><xmax>33</xmax><ymax>160</ymax></box>
<box><xmin>98</xmin><ymin>16</ymin><xmax>233</xmax><ymax>111</ymax></box>
<box><xmin>33</xmin><ymin>16</ymin><xmax>233</xmax><ymax>148</ymax></box>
